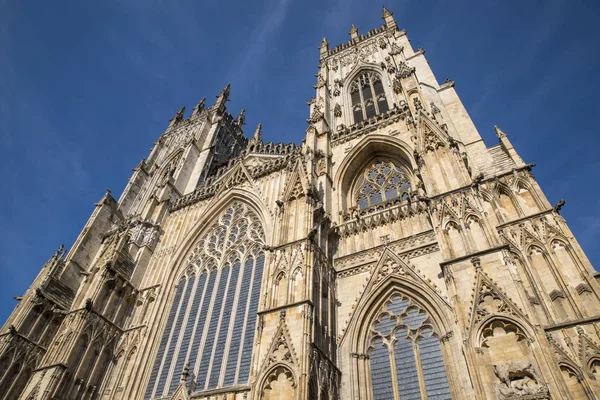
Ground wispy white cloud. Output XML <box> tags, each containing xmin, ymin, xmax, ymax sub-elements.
<box><xmin>225</xmin><ymin>0</ymin><xmax>292</xmax><ymax>85</ymax></box>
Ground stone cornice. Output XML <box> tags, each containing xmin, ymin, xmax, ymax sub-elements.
<box><xmin>439</xmin><ymin>244</ymin><xmax>509</xmax><ymax>267</ymax></box>
<box><xmin>544</xmin><ymin>315</ymin><xmax>600</xmax><ymax>332</ymax></box>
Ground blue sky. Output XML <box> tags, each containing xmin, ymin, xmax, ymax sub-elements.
<box><xmin>1</xmin><ymin>0</ymin><xmax>599</xmax><ymax>323</ymax></box>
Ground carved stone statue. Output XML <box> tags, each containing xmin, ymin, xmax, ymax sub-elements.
<box><xmin>493</xmin><ymin>360</ymin><xmax>548</xmax><ymax>399</ymax></box>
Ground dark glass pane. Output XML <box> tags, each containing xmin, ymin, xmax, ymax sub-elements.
<box><xmin>156</xmin><ymin>275</ymin><xmax>196</xmax><ymax>397</ymax></box>
<box><xmin>362</xmin><ymin>83</ymin><xmax>373</xmax><ymax>101</ymax></box>
<box><xmin>374</xmin><ymin>314</ymin><xmax>396</xmax><ymax>336</ymax></box>
<box><xmin>403</xmin><ymin>307</ymin><xmax>427</xmax><ymax>329</ymax></box>
<box><xmin>144</xmin><ymin>281</ymin><xmax>186</xmax><ymax>400</ymax></box>
<box><xmin>238</xmin><ymin>254</ymin><xmax>265</xmax><ymax>383</ymax></box>
<box><xmin>168</xmin><ymin>274</ymin><xmax>206</xmax><ymax>394</ymax></box>
<box><xmin>353</xmin><ymin>106</ymin><xmax>364</xmax><ymax>124</ymax></box>
<box><xmin>385</xmin><ymin>187</ymin><xmax>398</xmax><ymax>201</ymax></box>
<box><xmin>223</xmin><ymin>258</ymin><xmax>253</xmax><ymax>386</ymax></box>
<box><xmin>196</xmin><ymin>267</ymin><xmax>230</xmax><ymax>390</ymax></box>
<box><xmin>373</xmin><ymin>79</ymin><xmax>385</xmax><ymax>96</ymax></box>
<box><xmin>208</xmin><ymin>262</ymin><xmax>241</xmax><ymax>389</ymax></box>
<box><xmin>419</xmin><ymin>329</ymin><xmax>452</xmax><ymax>399</ymax></box>
<box><xmin>370</xmin><ymin>338</ymin><xmax>394</xmax><ymax>400</ymax></box>
<box><xmin>378</xmin><ymin>95</ymin><xmax>389</xmax><ymax>113</ymax></box>
<box><xmin>357</xmin><ymin>196</ymin><xmax>369</xmax><ymax>210</ymax></box>
<box><xmin>370</xmin><ymin>191</ymin><xmax>382</xmax><ymax>205</ymax></box>
<box><xmin>387</xmin><ymin>295</ymin><xmax>409</xmax><ymax>316</ymax></box>
<box><xmin>394</xmin><ymin>328</ymin><xmax>421</xmax><ymax>399</ymax></box>
<box><xmin>188</xmin><ymin>271</ymin><xmax>217</xmax><ymax>387</ymax></box>
<box><xmin>365</xmin><ymin>99</ymin><xmax>376</xmax><ymax>119</ymax></box>
<box><xmin>351</xmin><ymin>89</ymin><xmax>361</xmax><ymax>106</ymax></box>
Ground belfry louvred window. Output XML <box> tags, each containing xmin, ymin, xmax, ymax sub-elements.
<box><xmin>350</xmin><ymin>71</ymin><xmax>389</xmax><ymax>123</ymax></box>
<box><xmin>369</xmin><ymin>293</ymin><xmax>452</xmax><ymax>400</ymax></box>
<box><xmin>144</xmin><ymin>202</ymin><xmax>265</xmax><ymax>399</ymax></box>
<box><xmin>355</xmin><ymin>160</ymin><xmax>412</xmax><ymax>210</ymax></box>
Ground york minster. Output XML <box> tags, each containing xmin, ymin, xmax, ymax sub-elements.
<box><xmin>1</xmin><ymin>7</ymin><xmax>599</xmax><ymax>400</ymax></box>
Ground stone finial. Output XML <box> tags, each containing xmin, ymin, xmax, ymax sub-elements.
<box><xmin>169</xmin><ymin>106</ymin><xmax>185</xmax><ymax>127</ymax></box>
<box><xmin>382</xmin><ymin>7</ymin><xmax>397</xmax><ymax>29</ymax></box>
<box><xmin>236</xmin><ymin>108</ymin><xmax>246</xmax><ymax>126</ymax></box>
<box><xmin>319</xmin><ymin>37</ymin><xmax>329</xmax><ymax>58</ymax></box>
<box><xmin>349</xmin><ymin>24</ymin><xmax>359</xmax><ymax>40</ymax></box>
<box><xmin>192</xmin><ymin>97</ymin><xmax>206</xmax><ymax>116</ymax></box>
<box><xmin>494</xmin><ymin>125</ymin><xmax>507</xmax><ymax>139</ymax></box>
<box><xmin>214</xmin><ymin>83</ymin><xmax>230</xmax><ymax>110</ymax></box>
<box><xmin>252</xmin><ymin>123</ymin><xmax>263</xmax><ymax>143</ymax></box>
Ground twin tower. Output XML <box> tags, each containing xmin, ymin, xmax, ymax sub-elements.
<box><xmin>2</xmin><ymin>8</ymin><xmax>600</xmax><ymax>400</ymax></box>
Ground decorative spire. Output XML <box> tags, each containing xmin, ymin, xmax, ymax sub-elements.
<box><xmin>215</xmin><ymin>84</ymin><xmax>230</xmax><ymax>104</ymax></box>
<box><xmin>235</xmin><ymin>108</ymin><xmax>246</xmax><ymax>126</ymax></box>
<box><xmin>213</xmin><ymin>84</ymin><xmax>230</xmax><ymax>115</ymax></box>
<box><xmin>494</xmin><ymin>125</ymin><xmax>507</xmax><ymax>139</ymax></box>
<box><xmin>319</xmin><ymin>37</ymin><xmax>329</xmax><ymax>59</ymax></box>
<box><xmin>169</xmin><ymin>106</ymin><xmax>185</xmax><ymax>127</ymax></box>
<box><xmin>192</xmin><ymin>97</ymin><xmax>206</xmax><ymax>116</ymax></box>
<box><xmin>252</xmin><ymin>123</ymin><xmax>263</xmax><ymax>143</ymax></box>
<box><xmin>349</xmin><ymin>24</ymin><xmax>359</xmax><ymax>40</ymax></box>
<box><xmin>382</xmin><ymin>6</ymin><xmax>397</xmax><ymax>29</ymax></box>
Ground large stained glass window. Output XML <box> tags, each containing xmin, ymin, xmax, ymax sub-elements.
<box><xmin>350</xmin><ymin>71</ymin><xmax>389</xmax><ymax>124</ymax></box>
<box><xmin>145</xmin><ymin>202</ymin><xmax>265</xmax><ymax>399</ymax></box>
<box><xmin>355</xmin><ymin>160</ymin><xmax>412</xmax><ymax>210</ymax></box>
<box><xmin>369</xmin><ymin>293</ymin><xmax>451</xmax><ymax>400</ymax></box>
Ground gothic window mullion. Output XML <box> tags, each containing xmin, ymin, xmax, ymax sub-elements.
<box><xmin>412</xmin><ymin>341</ymin><xmax>428</xmax><ymax>399</ymax></box>
<box><xmin>370</xmin><ymin>80</ymin><xmax>380</xmax><ymax>115</ymax></box>
<box><xmin>387</xmin><ymin>338</ymin><xmax>402</xmax><ymax>400</ymax></box>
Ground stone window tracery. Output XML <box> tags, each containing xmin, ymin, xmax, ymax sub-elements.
<box><xmin>145</xmin><ymin>201</ymin><xmax>265</xmax><ymax>399</ymax></box>
<box><xmin>368</xmin><ymin>293</ymin><xmax>451</xmax><ymax>400</ymax></box>
<box><xmin>355</xmin><ymin>160</ymin><xmax>412</xmax><ymax>210</ymax></box>
<box><xmin>350</xmin><ymin>71</ymin><xmax>389</xmax><ymax>124</ymax></box>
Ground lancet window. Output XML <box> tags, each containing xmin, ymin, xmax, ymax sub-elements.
<box><xmin>350</xmin><ymin>71</ymin><xmax>389</xmax><ymax>124</ymax></box>
<box><xmin>369</xmin><ymin>293</ymin><xmax>451</xmax><ymax>400</ymax></box>
<box><xmin>355</xmin><ymin>160</ymin><xmax>412</xmax><ymax>210</ymax></box>
<box><xmin>144</xmin><ymin>202</ymin><xmax>265</xmax><ymax>399</ymax></box>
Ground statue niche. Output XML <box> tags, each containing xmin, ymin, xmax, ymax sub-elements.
<box><xmin>479</xmin><ymin>320</ymin><xmax>548</xmax><ymax>399</ymax></box>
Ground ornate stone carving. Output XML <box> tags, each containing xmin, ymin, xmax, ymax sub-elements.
<box><xmin>333</xmin><ymin>103</ymin><xmax>342</xmax><ymax>117</ymax></box>
<box><xmin>493</xmin><ymin>361</ymin><xmax>548</xmax><ymax>399</ymax></box>
<box><xmin>396</xmin><ymin>61</ymin><xmax>415</xmax><ymax>79</ymax></box>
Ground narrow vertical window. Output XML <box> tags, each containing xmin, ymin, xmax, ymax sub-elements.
<box><xmin>349</xmin><ymin>71</ymin><xmax>390</xmax><ymax>124</ymax></box>
<box><xmin>144</xmin><ymin>279</ymin><xmax>186</xmax><ymax>400</ymax></box>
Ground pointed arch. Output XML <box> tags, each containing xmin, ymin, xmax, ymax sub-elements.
<box><xmin>257</xmin><ymin>364</ymin><xmax>297</xmax><ymax>400</ymax></box>
<box><xmin>344</xmin><ymin>251</ymin><xmax>453</xmax><ymax>352</ymax></box>
<box><xmin>144</xmin><ymin>194</ymin><xmax>269</xmax><ymax>399</ymax></box>
<box><xmin>334</xmin><ymin>135</ymin><xmax>417</xmax><ymax>214</ymax></box>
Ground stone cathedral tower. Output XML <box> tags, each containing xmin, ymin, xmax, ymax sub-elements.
<box><xmin>2</xmin><ymin>7</ymin><xmax>600</xmax><ymax>400</ymax></box>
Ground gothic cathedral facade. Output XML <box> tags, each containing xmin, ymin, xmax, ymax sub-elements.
<box><xmin>2</xmin><ymin>8</ymin><xmax>600</xmax><ymax>400</ymax></box>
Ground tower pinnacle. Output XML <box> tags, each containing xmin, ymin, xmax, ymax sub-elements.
<box><xmin>319</xmin><ymin>37</ymin><xmax>329</xmax><ymax>59</ymax></box>
<box><xmin>236</xmin><ymin>108</ymin><xmax>246</xmax><ymax>126</ymax></box>
<box><xmin>251</xmin><ymin>123</ymin><xmax>263</xmax><ymax>143</ymax></box>
<box><xmin>349</xmin><ymin>24</ymin><xmax>359</xmax><ymax>40</ymax></box>
<box><xmin>382</xmin><ymin>6</ymin><xmax>396</xmax><ymax>29</ymax></box>
<box><xmin>213</xmin><ymin>84</ymin><xmax>231</xmax><ymax>115</ymax></box>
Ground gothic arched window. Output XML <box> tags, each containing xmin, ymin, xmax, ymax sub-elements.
<box><xmin>369</xmin><ymin>294</ymin><xmax>451</xmax><ymax>400</ymax></box>
<box><xmin>145</xmin><ymin>202</ymin><xmax>265</xmax><ymax>399</ymax></box>
<box><xmin>355</xmin><ymin>160</ymin><xmax>412</xmax><ymax>210</ymax></box>
<box><xmin>350</xmin><ymin>71</ymin><xmax>389</xmax><ymax>124</ymax></box>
